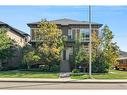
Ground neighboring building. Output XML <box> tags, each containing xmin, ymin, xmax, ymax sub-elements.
<box><xmin>0</xmin><ymin>21</ymin><xmax>30</xmax><ymax>47</ymax></box>
<box><xmin>115</xmin><ymin>51</ymin><xmax>127</xmax><ymax>70</ymax></box>
<box><xmin>0</xmin><ymin>21</ymin><xmax>30</xmax><ymax>69</ymax></box>
<box><xmin>118</xmin><ymin>51</ymin><xmax>127</xmax><ymax>65</ymax></box>
<box><xmin>27</xmin><ymin>18</ymin><xmax>103</xmax><ymax>72</ymax></box>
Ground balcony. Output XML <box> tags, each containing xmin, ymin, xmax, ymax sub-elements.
<box><xmin>80</xmin><ymin>37</ymin><xmax>90</xmax><ymax>42</ymax></box>
<box><xmin>67</xmin><ymin>37</ymin><xmax>90</xmax><ymax>43</ymax></box>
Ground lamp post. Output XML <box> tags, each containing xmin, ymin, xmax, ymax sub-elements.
<box><xmin>89</xmin><ymin>5</ymin><xmax>92</xmax><ymax>78</ymax></box>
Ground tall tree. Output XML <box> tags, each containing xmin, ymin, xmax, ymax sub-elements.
<box><xmin>92</xmin><ymin>30</ymin><xmax>101</xmax><ymax>61</ymax></box>
<box><xmin>102</xmin><ymin>25</ymin><xmax>119</xmax><ymax>67</ymax></box>
<box><xmin>0</xmin><ymin>28</ymin><xmax>14</xmax><ymax>69</ymax></box>
<box><xmin>92</xmin><ymin>25</ymin><xmax>119</xmax><ymax>73</ymax></box>
<box><xmin>35</xmin><ymin>19</ymin><xmax>65</xmax><ymax>65</ymax></box>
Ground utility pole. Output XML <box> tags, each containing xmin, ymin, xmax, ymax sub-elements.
<box><xmin>89</xmin><ymin>5</ymin><xmax>92</xmax><ymax>78</ymax></box>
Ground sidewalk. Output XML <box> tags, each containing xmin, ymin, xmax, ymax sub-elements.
<box><xmin>0</xmin><ymin>78</ymin><xmax>127</xmax><ymax>83</ymax></box>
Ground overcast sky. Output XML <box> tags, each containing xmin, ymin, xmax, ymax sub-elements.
<box><xmin>0</xmin><ymin>6</ymin><xmax>127</xmax><ymax>51</ymax></box>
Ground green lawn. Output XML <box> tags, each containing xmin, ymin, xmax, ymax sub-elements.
<box><xmin>0</xmin><ymin>71</ymin><xmax>58</xmax><ymax>78</ymax></box>
<box><xmin>71</xmin><ymin>70</ymin><xmax>127</xmax><ymax>79</ymax></box>
<box><xmin>1</xmin><ymin>70</ymin><xmax>127</xmax><ymax>79</ymax></box>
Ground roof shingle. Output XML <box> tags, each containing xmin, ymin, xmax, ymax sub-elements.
<box><xmin>27</xmin><ymin>18</ymin><xmax>102</xmax><ymax>26</ymax></box>
<box><xmin>0</xmin><ymin>21</ymin><xmax>29</xmax><ymax>37</ymax></box>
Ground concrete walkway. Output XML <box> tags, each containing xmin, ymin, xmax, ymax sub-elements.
<box><xmin>0</xmin><ymin>78</ymin><xmax>127</xmax><ymax>83</ymax></box>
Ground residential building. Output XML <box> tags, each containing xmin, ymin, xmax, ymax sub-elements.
<box><xmin>0</xmin><ymin>21</ymin><xmax>30</xmax><ymax>69</ymax></box>
<box><xmin>0</xmin><ymin>21</ymin><xmax>30</xmax><ymax>47</ymax></box>
<box><xmin>115</xmin><ymin>51</ymin><xmax>127</xmax><ymax>70</ymax></box>
<box><xmin>27</xmin><ymin>18</ymin><xmax>103</xmax><ymax>72</ymax></box>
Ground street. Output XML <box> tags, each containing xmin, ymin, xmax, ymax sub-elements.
<box><xmin>0</xmin><ymin>82</ymin><xmax>127</xmax><ymax>89</ymax></box>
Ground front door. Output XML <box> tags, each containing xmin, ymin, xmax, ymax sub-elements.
<box><xmin>66</xmin><ymin>47</ymin><xmax>73</xmax><ymax>61</ymax></box>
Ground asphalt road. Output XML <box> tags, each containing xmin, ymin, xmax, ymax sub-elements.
<box><xmin>0</xmin><ymin>82</ymin><xmax>127</xmax><ymax>89</ymax></box>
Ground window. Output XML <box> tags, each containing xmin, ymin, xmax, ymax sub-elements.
<box><xmin>31</xmin><ymin>29</ymin><xmax>40</xmax><ymax>41</ymax></box>
<box><xmin>68</xmin><ymin>29</ymin><xmax>73</xmax><ymax>40</ymax></box>
<box><xmin>69</xmin><ymin>28</ymin><xmax>91</xmax><ymax>41</ymax></box>
<box><xmin>80</xmin><ymin>29</ymin><xmax>89</xmax><ymax>41</ymax></box>
<box><xmin>31</xmin><ymin>29</ymin><xmax>35</xmax><ymax>40</ymax></box>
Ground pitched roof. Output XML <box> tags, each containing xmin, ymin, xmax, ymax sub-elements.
<box><xmin>119</xmin><ymin>51</ymin><xmax>127</xmax><ymax>58</ymax></box>
<box><xmin>12</xmin><ymin>27</ymin><xmax>29</xmax><ymax>36</ymax></box>
<box><xmin>0</xmin><ymin>21</ymin><xmax>29</xmax><ymax>37</ymax></box>
<box><xmin>0</xmin><ymin>21</ymin><xmax>6</xmax><ymax>25</ymax></box>
<box><xmin>27</xmin><ymin>18</ymin><xmax>102</xmax><ymax>26</ymax></box>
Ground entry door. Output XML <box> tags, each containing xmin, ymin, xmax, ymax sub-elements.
<box><xmin>66</xmin><ymin>47</ymin><xmax>73</xmax><ymax>61</ymax></box>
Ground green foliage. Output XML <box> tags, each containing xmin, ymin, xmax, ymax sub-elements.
<box><xmin>72</xmin><ymin>46</ymin><xmax>89</xmax><ymax>72</ymax></box>
<box><xmin>49</xmin><ymin>65</ymin><xmax>59</xmax><ymax>72</ymax></box>
<box><xmin>1</xmin><ymin>65</ymin><xmax>18</xmax><ymax>71</ymax></box>
<box><xmin>72</xmin><ymin>69</ymin><xmax>80</xmax><ymax>73</ymax></box>
<box><xmin>0</xmin><ymin>28</ymin><xmax>15</xmax><ymax>69</ymax></box>
<box><xmin>38</xmin><ymin>64</ymin><xmax>59</xmax><ymax>72</ymax></box>
<box><xmin>22</xmin><ymin>19</ymin><xmax>65</xmax><ymax>71</ymax></box>
<box><xmin>39</xmin><ymin>65</ymin><xmax>49</xmax><ymax>72</ymax></box>
<box><xmin>92</xmin><ymin>25</ymin><xmax>119</xmax><ymax>73</ymax></box>
<box><xmin>19</xmin><ymin>63</ymin><xmax>27</xmax><ymax>69</ymax></box>
<box><xmin>92</xmin><ymin>53</ymin><xmax>110</xmax><ymax>73</ymax></box>
<box><xmin>36</xmin><ymin>19</ymin><xmax>64</xmax><ymax>65</ymax></box>
<box><xmin>23</xmin><ymin>51</ymin><xmax>40</xmax><ymax>69</ymax></box>
<box><xmin>75</xmin><ymin>46</ymin><xmax>89</xmax><ymax>65</ymax></box>
<box><xmin>92</xmin><ymin>30</ymin><xmax>101</xmax><ymax>61</ymax></box>
<box><xmin>71</xmin><ymin>25</ymin><xmax>119</xmax><ymax>73</ymax></box>
<box><xmin>101</xmin><ymin>25</ymin><xmax>119</xmax><ymax>67</ymax></box>
<box><xmin>71</xmin><ymin>33</ymin><xmax>89</xmax><ymax>71</ymax></box>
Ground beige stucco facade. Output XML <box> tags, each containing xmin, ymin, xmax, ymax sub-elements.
<box><xmin>6</xmin><ymin>28</ymin><xmax>27</xmax><ymax>47</ymax></box>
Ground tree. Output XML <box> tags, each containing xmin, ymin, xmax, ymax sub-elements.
<box><xmin>22</xmin><ymin>19</ymin><xmax>66</xmax><ymax>71</ymax></box>
<box><xmin>101</xmin><ymin>25</ymin><xmax>119</xmax><ymax>67</ymax></box>
<box><xmin>71</xmin><ymin>31</ymin><xmax>89</xmax><ymax>72</ymax></box>
<box><xmin>92</xmin><ymin>30</ymin><xmax>101</xmax><ymax>61</ymax></box>
<box><xmin>23</xmin><ymin>51</ymin><xmax>40</xmax><ymax>69</ymax></box>
<box><xmin>0</xmin><ymin>28</ymin><xmax>15</xmax><ymax>69</ymax></box>
<box><xmin>74</xmin><ymin>46</ymin><xmax>89</xmax><ymax>72</ymax></box>
<box><xmin>92</xmin><ymin>25</ymin><xmax>119</xmax><ymax>73</ymax></box>
<box><xmin>34</xmin><ymin>19</ymin><xmax>65</xmax><ymax>70</ymax></box>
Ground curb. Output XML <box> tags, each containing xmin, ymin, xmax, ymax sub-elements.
<box><xmin>0</xmin><ymin>78</ymin><xmax>127</xmax><ymax>83</ymax></box>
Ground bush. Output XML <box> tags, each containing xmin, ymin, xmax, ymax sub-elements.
<box><xmin>49</xmin><ymin>65</ymin><xmax>59</xmax><ymax>72</ymax></box>
<box><xmin>72</xmin><ymin>69</ymin><xmax>80</xmax><ymax>73</ymax></box>
<box><xmin>19</xmin><ymin>63</ymin><xmax>27</xmax><ymax>69</ymax></box>
<box><xmin>39</xmin><ymin>65</ymin><xmax>49</xmax><ymax>72</ymax></box>
<box><xmin>92</xmin><ymin>54</ymin><xmax>110</xmax><ymax>73</ymax></box>
<box><xmin>1</xmin><ymin>66</ymin><xmax>18</xmax><ymax>71</ymax></box>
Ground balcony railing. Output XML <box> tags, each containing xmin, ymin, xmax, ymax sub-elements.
<box><xmin>31</xmin><ymin>36</ymin><xmax>90</xmax><ymax>43</ymax></box>
<box><xmin>67</xmin><ymin>37</ymin><xmax>89</xmax><ymax>42</ymax></box>
<box><xmin>80</xmin><ymin>37</ymin><xmax>90</xmax><ymax>42</ymax></box>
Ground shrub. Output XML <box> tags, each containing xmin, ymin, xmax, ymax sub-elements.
<box><xmin>92</xmin><ymin>53</ymin><xmax>110</xmax><ymax>73</ymax></box>
<box><xmin>39</xmin><ymin>65</ymin><xmax>49</xmax><ymax>72</ymax></box>
<box><xmin>49</xmin><ymin>65</ymin><xmax>59</xmax><ymax>72</ymax></box>
<box><xmin>19</xmin><ymin>63</ymin><xmax>27</xmax><ymax>69</ymax></box>
<box><xmin>1</xmin><ymin>66</ymin><xmax>18</xmax><ymax>71</ymax></box>
<box><xmin>72</xmin><ymin>69</ymin><xmax>80</xmax><ymax>73</ymax></box>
